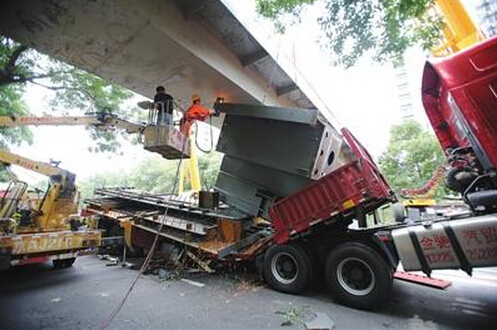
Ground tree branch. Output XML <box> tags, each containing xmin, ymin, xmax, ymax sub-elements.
<box><xmin>5</xmin><ymin>45</ymin><xmax>28</xmax><ymax>74</ymax></box>
<box><xmin>28</xmin><ymin>80</ymin><xmax>94</xmax><ymax>99</ymax></box>
<box><xmin>0</xmin><ymin>73</ymin><xmax>53</xmax><ymax>86</ymax></box>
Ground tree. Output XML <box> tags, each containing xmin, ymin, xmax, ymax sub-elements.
<box><xmin>198</xmin><ymin>152</ymin><xmax>222</xmax><ymax>190</ymax></box>
<box><xmin>378</xmin><ymin>119</ymin><xmax>445</xmax><ymax>195</ymax></box>
<box><xmin>0</xmin><ymin>36</ymin><xmax>134</xmax><ymax>153</ymax></box>
<box><xmin>78</xmin><ymin>152</ymin><xmax>222</xmax><ymax>204</ymax></box>
<box><xmin>257</xmin><ymin>0</ymin><xmax>444</xmax><ymax>67</ymax></box>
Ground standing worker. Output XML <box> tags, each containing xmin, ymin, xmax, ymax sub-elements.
<box><xmin>178</xmin><ymin>94</ymin><xmax>216</xmax><ymax>195</ymax></box>
<box><xmin>180</xmin><ymin>94</ymin><xmax>214</xmax><ymax>136</ymax></box>
<box><xmin>153</xmin><ymin>86</ymin><xmax>174</xmax><ymax>126</ymax></box>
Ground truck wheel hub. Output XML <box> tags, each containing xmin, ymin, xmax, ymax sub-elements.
<box><xmin>271</xmin><ymin>252</ymin><xmax>298</xmax><ymax>284</ymax></box>
<box><xmin>337</xmin><ymin>257</ymin><xmax>375</xmax><ymax>296</ymax></box>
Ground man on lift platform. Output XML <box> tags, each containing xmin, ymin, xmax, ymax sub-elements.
<box><xmin>153</xmin><ymin>85</ymin><xmax>174</xmax><ymax>126</ymax></box>
<box><xmin>180</xmin><ymin>94</ymin><xmax>215</xmax><ymax>136</ymax></box>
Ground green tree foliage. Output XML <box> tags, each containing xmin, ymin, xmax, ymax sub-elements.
<box><xmin>47</xmin><ymin>67</ymin><xmax>137</xmax><ymax>153</ymax></box>
<box><xmin>0</xmin><ymin>84</ymin><xmax>32</xmax><ymax>148</ymax></box>
<box><xmin>0</xmin><ymin>38</ymin><xmax>34</xmax><ymax>148</ymax></box>
<box><xmin>78</xmin><ymin>152</ymin><xmax>223</xmax><ymax>203</ymax></box>
<box><xmin>198</xmin><ymin>152</ymin><xmax>222</xmax><ymax>190</ymax></box>
<box><xmin>378</xmin><ymin>119</ymin><xmax>445</xmax><ymax>194</ymax></box>
<box><xmin>0</xmin><ymin>36</ymin><xmax>134</xmax><ymax>153</ymax></box>
<box><xmin>257</xmin><ymin>0</ymin><xmax>444</xmax><ymax>67</ymax></box>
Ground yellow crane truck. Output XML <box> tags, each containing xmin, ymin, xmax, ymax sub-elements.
<box><xmin>0</xmin><ymin>109</ymin><xmax>191</xmax><ymax>270</ymax></box>
<box><xmin>0</xmin><ymin>149</ymin><xmax>101</xmax><ymax>269</ymax></box>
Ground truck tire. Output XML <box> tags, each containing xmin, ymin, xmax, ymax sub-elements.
<box><xmin>325</xmin><ymin>242</ymin><xmax>392</xmax><ymax>309</ymax></box>
<box><xmin>445</xmin><ymin>167</ymin><xmax>476</xmax><ymax>193</ymax></box>
<box><xmin>264</xmin><ymin>243</ymin><xmax>312</xmax><ymax>294</ymax></box>
<box><xmin>53</xmin><ymin>258</ymin><xmax>76</xmax><ymax>269</ymax></box>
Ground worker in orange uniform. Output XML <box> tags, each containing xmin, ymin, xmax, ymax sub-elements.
<box><xmin>180</xmin><ymin>94</ymin><xmax>214</xmax><ymax>136</ymax></box>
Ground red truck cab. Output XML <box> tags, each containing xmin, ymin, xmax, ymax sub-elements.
<box><xmin>422</xmin><ymin>36</ymin><xmax>497</xmax><ymax>196</ymax></box>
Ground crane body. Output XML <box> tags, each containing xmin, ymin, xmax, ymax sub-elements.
<box><xmin>0</xmin><ymin>149</ymin><xmax>101</xmax><ymax>269</ymax></box>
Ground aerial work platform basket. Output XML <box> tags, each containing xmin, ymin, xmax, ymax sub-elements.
<box><xmin>142</xmin><ymin>125</ymin><xmax>190</xmax><ymax>159</ymax></box>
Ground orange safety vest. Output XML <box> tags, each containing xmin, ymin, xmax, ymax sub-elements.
<box><xmin>180</xmin><ymin>103</ymin><xmax>211</xmax><ymax>136</ymax></box>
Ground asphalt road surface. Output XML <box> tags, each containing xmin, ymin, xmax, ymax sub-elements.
<box><xmin>0</xmin><ymin>256</ymin><xmax>496</xmax><ymax>329</ymax></box>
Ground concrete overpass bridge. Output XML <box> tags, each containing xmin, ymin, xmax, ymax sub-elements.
<box><xmin>0</xmin><ymin>0</ymin><xmax>333</xmax><ymax>123</ymax></box>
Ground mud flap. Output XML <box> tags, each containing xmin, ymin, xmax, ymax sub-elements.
<box><xmin>0</xmin><ymin>247</ymin><xmax>12</xmax><ymax>270</ymax></box>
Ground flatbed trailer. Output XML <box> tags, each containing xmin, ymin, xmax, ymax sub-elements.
<box><xmin>85</xmin><ymin>187</ymin><xmax>272</xmax><ymax>260</ymax></box>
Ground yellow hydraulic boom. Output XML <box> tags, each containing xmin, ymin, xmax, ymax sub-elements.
<box><xmin>178</xmin><ymin>126</ymin><xmax>201</xmax><ymax>195</ymax></box>
<box><xmin>432</xmin><ymin>0</ymin><xmax>485</xmax><ymax>56</ymax></box>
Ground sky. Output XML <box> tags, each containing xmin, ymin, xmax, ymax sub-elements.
<box><xmin>226</xmin><ymin>0</ymin><xmax>409</xmax><ymax>152</ymax></box>
<box><xmin>9</xmin><ymin>0</ymin><xmax>430</xmax><ymax>185</ymax></box>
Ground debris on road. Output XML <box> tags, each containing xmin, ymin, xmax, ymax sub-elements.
<box><xmin>180</xmin><ymin>278</ymin><xmax>206</xmax><ymax>287</ymax></box>
<box><xmin>275</xmin><ymin>306</ymin><xmax>311</xmax><ymax>327</ymax></box>
<box><xmin>304</xmin><ymin>312</ymin><xmax>335</xmax><ymax>330</ymax></box>
<box><xmin>186</xmin><ymin>250</ymin><xmax>214</xmax><ymax>273</ymax></box>
<box><xmin>233</xmin><ymin>277</ymin><xmax>263</xmax><ymax>297</ymax></box>
<box><xmin>98</xmin><ymin>254</ymin><xmax>120</xmax><ymax>266</ymax></box>
<box><xmin>97</xmin><ymin>250</ymin><xmax>216</xmax><ymax>284</ymax></box>
<box><xmin>121</xmin><ymin>261</ymin><xmax>140</xmax><ymax>270</ymax></box>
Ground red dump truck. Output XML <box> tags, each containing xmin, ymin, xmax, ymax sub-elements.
<box><xmin>260</xmin><ymin>35</ymin><xmax>497</xmax><ymax>308</ymax></box>
<box><xmin>85</xmin><ymin>36</ymin><xmax>497</xmax><ymax>310</ymax></box>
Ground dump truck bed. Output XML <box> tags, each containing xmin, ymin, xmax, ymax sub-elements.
<box><xmin>269</xmin><ymin>128</ymin><xmax>395</xmax><ymax>244</ymax></box>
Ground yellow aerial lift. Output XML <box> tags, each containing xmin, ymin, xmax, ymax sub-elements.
<box><xmin>178</xmin><ymin>125</ymin><xmax>202</xmax><ymax>195</ymax></box>
<box><xmin>0</xmin><ymin>109</ymin><xmax>194</xmax><ymax>268</ymax></box>
<box><xmin>0</xmin><ymin>149</ymin><xmax>101</xmax><ymax>269</ymax></box>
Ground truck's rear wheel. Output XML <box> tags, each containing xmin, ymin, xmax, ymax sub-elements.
<box><xmin>53</xmin><ymin>258</ymin><xmax>76</xmax><ymax>269</ymax></box>
<box><xmin>264</xmin><ymin>243</ymin><xmax>311</xmax><ymax>294</ymax></box>
<box><xmin>325</xmin><ymin>243</ymin><xmax>392</xmax><ymax>309</ymax></box>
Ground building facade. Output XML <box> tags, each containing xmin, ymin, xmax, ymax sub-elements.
<box><xmin>475</xmin><ymin>0</ymin><xmax>497</xmax><ymax>37</ymax></box>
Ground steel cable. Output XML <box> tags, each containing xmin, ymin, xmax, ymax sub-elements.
<box><xmin>96</xmin><ymin>137</ymin><xmax>187</xmax><ymax>329</ymax></box>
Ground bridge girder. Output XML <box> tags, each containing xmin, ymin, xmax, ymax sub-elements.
<box><xmin>0</xmin><ymin>0</ymin><xmax>318</xmax><ymax>112</ymax></box>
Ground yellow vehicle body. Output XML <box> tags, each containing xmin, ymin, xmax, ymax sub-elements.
<box><xmin>16</xmin><ymin>186</ymin><xmax>80</xmax><ymax>233</ymax></box>
<box><xmin>1</xmin><ymin>229</ymin><xmax>101</xmax><ymax>256</ymax></box>
<box><xmin>0</xmin><ymin>150</ymin><xmax>102</xmax><ymax>269</ymax></box>
<box><xmin>402</xmin><ymin>198</ymin><xmax>437</xmax><ymax>208</ymax></box>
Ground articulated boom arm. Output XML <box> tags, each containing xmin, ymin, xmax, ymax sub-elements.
<box><xmin>0</xmin><ymin>149</ymin><xmax>74</xmax><ymax>188</ymax></box>
<box><xmin>0</xmin><ymin>113</ymin><xmax>146</xmax><ymax>134</ymax></box>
